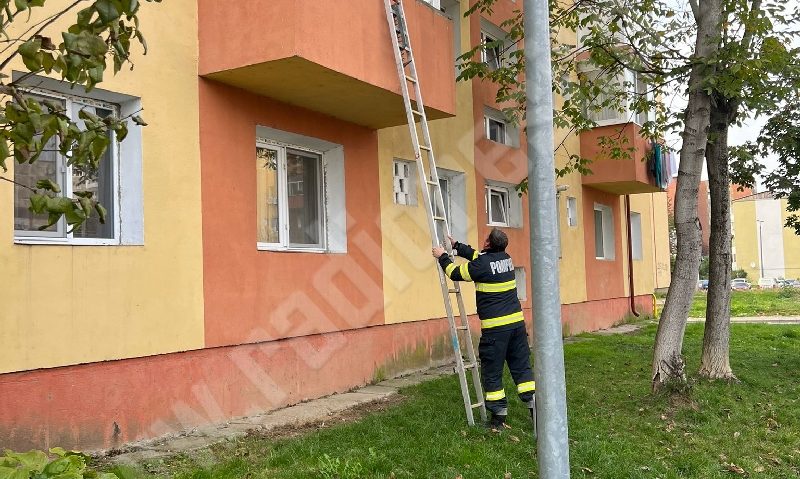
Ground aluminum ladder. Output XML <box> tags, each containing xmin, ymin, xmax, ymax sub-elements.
<box><xmin>383</xmin><ymin>0</ymin><xmax>487</xmax><ymax>426</ymax></box>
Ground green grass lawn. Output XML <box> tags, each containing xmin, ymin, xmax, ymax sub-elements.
<box><xmin>689</xmin><ymin>288</ymin><xmax>800</xmax><ymax>317</ymax></box>
<box><xmin>121</xmin><ymin>324</ymin><xmax>800</xmax><ymax>478</ymax></box>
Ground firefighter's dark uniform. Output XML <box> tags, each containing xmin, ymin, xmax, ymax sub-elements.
<box><xmin>437</xmin><ymin>241</ymin><xmax>535</xmax><ymax>418</ymax></box>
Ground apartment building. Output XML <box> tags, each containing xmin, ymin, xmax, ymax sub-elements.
<box><xmin>0</xmin><ymin>0</ymin><xmax>670</xmax><ymax>451</ymax></box>
<box><xmin>732</xmin><ymin>192</ymin><xmax>800</xmax><ymax>281</ymax></box>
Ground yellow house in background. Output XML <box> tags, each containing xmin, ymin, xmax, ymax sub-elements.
<box><xmin>732</xmin><ymin>192</ymin><xmax>800</xmax><ymax>282</ymax></box>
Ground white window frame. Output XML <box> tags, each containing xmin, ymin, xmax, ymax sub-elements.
<box><xmin>13</xmin><ymin>90</ymin><xmax>121</xmax><ymax>246</ymax></box>
<box><xmin>581</xmin><ymin>67</ymin><xmax>655</xmax><ymax>128</ymax></box>
<box><xmin>486</xmin><ymin>185</ymin><xmax>510</xmax><ymax>227</ymax></box>
<box><xmin>256</xmin><ymin>139</ymin><xmax>326</xmax><ymax>253</ymax></box>
<box><xmin>485</xmin><ymin>116</ymin><xmax>507</xmax><ymax>144</ymax></box>
<box><xmin>594</xmin><ymin>203</ymin><xmax>615</xmax><ymax>260</ymax></box>
<box><xmin>630</xmin><ymin>211</ymin><xmax>643</xmax><ymax>261</ymax></box>
<box><xmin>567</xmin><ymin>196</ymin><xmax>578</xmax><ymax>227</ymax></box>
<box><xmin>392</xmin><ymin>159</ymin><xmax>417</xmax><ymax>206</ymax></box>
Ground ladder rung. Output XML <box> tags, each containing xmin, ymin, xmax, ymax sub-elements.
<box><xmin>456</xmin><ymin>325</ymin><xmax>468</xmax><ymax>331</ymax></box>
<box><xmin>411</xmin><ymin>109</ymin><xmax>422</xmax><ymax>116</ymax></box>
<box><xmin>419</xmin><ymin>145</ymin><xmax>432</xmax><ymax>151</ymax></box>
<box><xmin>471</xmin><ymin>402</ymin><xmax>484</xmax><ymax>408</ymax></box>
<box><xmin>405</xmin><ymin>75</ymin><xmax>417</xmax><ymax>83</ymax></box>
<box><xmin>462</xmin><ymin>362</ymin><xmax>477</xmax><ymax>369</ymax></box>
<box><xmin>448</xmin><ymin>289</ymin><xmax>459</xmax><ymax>293</ymax></box>
<box><xmin>425</xmin><ymin>180</ymin><xmax>438</xmax><ymax>186</ymax></box>
<box><xmin>433</xmin><ymin>216</ymin><xmax>446</xmax><ymax>221</ymax></box>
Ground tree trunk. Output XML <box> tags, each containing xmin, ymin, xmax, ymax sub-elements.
<box><xmin>652</xmin><ymin>0</ymin><xmax>723</xmax><ymax>391</ymax></box>
<box><xmin>700</xmin><ymin>100</ymin><xmax>737</xmax><ymax>380</ymax></box>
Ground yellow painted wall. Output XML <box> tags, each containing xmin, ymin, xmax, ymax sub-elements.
<box><xmin>732</xmin><ymin>201</ymin><xmax>759</xmax><ymax>281</ymax></box>
<box><xmin>781</xmin><ymin>199</ymin><xmax>800</xmax><ymax>280</ymax></box>
<box><xmin>630</xmin><ymin>194</ymin><xmax>655</xmax><ymax>295</ymax></box>
<box><xmin>379</xmin><ymin>3</ymin><xmax>478</xmax><ymax>324</ymax></box>
<box><xmin>0</xmin><ymin>2</ymin><xmax>204</xmax><ymax>373</ymax></box>
<box><xmin>651</xmin><ymin>192</ymin><xmax>672</xmax><ymax>289</ymax></box>
<box><xmin>553</xmin><ymin>29</ymin><xmax>588</xmax><ymax>305</ymax></box>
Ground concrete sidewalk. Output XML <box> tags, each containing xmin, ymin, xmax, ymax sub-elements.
<box><xmin>688</xmin><ymin>316</ymin><xmax>800</xmax><ymax>324</ymax></box>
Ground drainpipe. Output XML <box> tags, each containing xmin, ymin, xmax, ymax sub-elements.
<box><xmin>625</xmin><ymin>195</ymin><xmax>640</xmax><ymax>317</ymax></box>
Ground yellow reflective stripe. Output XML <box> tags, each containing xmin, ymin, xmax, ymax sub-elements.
<box><xmin>445</xmin><ymin>263</ymin><xmax>457</xmax><ymax>276</ymax></box>
<box><xmin>481</xmin><ymin>311</ymin><xmax>524</xmax><ymax>329</ymax></box>
<box><xmin>459</xmin><ymin>263</ymin><xmax>472</xmax><ymax>282</ymax></box>
<box><xmin>475</xmin><ymin>280</ymin><xmax>517</xmax><ymax>293</ymax></box>
<box><xmin>517</xmin><ymin>381</ymin><xmax>536</xmax><ymax>393</ymax></box>
<box><xmin>485</xmin><ymin>389</ymin><xmax>506</xmax><ymax>401</ymax></box>
<box><xmin>472</xmin><ymin>251</ymin><xmax>479</xmax><ymax>260</ymax></box>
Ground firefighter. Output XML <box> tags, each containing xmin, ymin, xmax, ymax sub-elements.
<box><xmin>432</xmin><ymin>228</ymin><xmax>535</xmax><ymax>431</ymax></box>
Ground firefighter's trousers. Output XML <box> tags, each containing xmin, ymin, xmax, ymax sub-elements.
<box><xmin>479</xmin><ymin>324</ymin><xmax>535</xmax><ymax>416</ymax></box>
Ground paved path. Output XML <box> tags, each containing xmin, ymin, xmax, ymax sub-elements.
<box><xmin>688</xmin><ymin>316</ymin><xmax>800</xmax><ymax>324</ymax></box>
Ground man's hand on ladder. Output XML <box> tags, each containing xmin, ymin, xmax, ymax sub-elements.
<box><xmin>432</xmin><ymin>247</ymin><xmax>446</xmax><ymax>258</ymax></box>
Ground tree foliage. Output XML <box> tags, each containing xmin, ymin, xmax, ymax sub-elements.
<box><xmin>0</xmin><ymin>0</ymin><xmax>157</xmax><ymax>232</ymax></box>
<box><xmin>758</xmin><ymin>101</ymin><xmax>800</xmax><ymax>234</ymax></box>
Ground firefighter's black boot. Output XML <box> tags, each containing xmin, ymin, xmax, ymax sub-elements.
<box><xmin>488</xmin><ymin>413</ymin><xmax>507</xmax><ymax>432</ymax></box>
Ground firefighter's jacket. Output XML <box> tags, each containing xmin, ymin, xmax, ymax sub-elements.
<box><xmin>437</xmin><ymin>241</ymin><xmax>523</xmax><ymax>331</ymax></box>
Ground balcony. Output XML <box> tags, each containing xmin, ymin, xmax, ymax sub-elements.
<box><xmin>198</xmin><ymin>0</ymin><xmax>455</xmax><ymax>129</ymax></box>
<box><xmin>580</xmin><ymin>123</ymin><xmax>661</xmax><ymax>195</ymax></box>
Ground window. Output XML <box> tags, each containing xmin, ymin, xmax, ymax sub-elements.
<box><xmin>480</xmin><ymin>32</ymin><xmax>502</xmax><ymax>70</ymax></box>
<box><xmin>486</xmin><ymin>186</ymin><xmax>510</xmax><ymax>227</ymax></box>
<box><xmin>582</xmin><ymin>67</ymin><xmax>654</xmax><ymax>126</ymax></box>
<box><xmin>594</xmin><ymin>204</ymin><xmax>615</xmax><ymax>260</ymax></box>
<box><xmin>392</xmin><ymin>159</ymin><xmax>417</xmax><ymax>206</ymax></box>
<box><xmin>515</xmin><ymin>267</ymin><xmax>527</xmax><ymax>301</ymax></box>
<box><xmin>13</xmin><ymin>94</ymin><xmax>122</xmax><ymax>244</ymax></box>
<box><xmin>256</xmin><ymin>142</ymin><xmax>324</xmax><ymax>250</ymax></box>
<box><xmin>630</xmin><ymin>211</ymin><xmax>643</xmax><ymax>261</ymax></box>
<box><xmin>567</xmin><ymin>196</ymin><xmax>578</xmax><ymax>227</ymax></box>
<box><xmin>436</xmin><ymin>168</ymin><xmax>467</xmax><ymax>242</ymax></box>
<box><xmin>484</xmin><ymin>107</ymin><xmax>518</xmax><ymax>147</ymax></box>
<box><xmin>432</xmin><ymin>176</ymin><xmax>451</xmax><ymax>244</ymax></box>
<box><xmin>486</xmin><ymin>117</ymin><xmax>506</xmax><ymax>143</ymax></box>
<box><xmin>421</xmin><ymin>0</ymin><xmax>441</xmax><ymax>8</ymax></box>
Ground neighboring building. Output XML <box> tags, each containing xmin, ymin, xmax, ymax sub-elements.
<box><xmin>0</xmin><ymin>0</ymin><xmax>670</xmax><ymax>450</ymax></box>
<box><xmin>732</xmin><ymin>192</ymin><xmax>800</xmax><ymax>281</ymax></box>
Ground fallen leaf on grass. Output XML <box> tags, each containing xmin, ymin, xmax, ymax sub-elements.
<box><xmin>504</xmin><ymin>473</ymin><xmax>512</xmax><ymax>479</ymax></box>
<box><xmin>580</xmin><ymin>467</ymin><xmax>594</xmax><ymax>474</ymax></box>
<box><xmin>754</xmin><ymin>465</ymin><xmax>765</xmax><ymax>473</ymax></box>
<box><xmin>724</xmin><ymin>463</ymin><xmax>746</xmax><ymax>475</ymax></box>
<box><xmin>734</xmin><ymin>431</ymin><xmax>741</xmax><ymax>439</ymax></box>
<box><xmin>509</xmin><ymin>435</ymin><xmax>520</xmax><ymax>443</ymax></box>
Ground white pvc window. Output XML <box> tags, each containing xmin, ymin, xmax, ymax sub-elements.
<box><xmin>594</xmin><ymin>203</ymin><xmax>615</xmax><ymax>260</ymax></box>
<box><xmin>567</xmin><ymin>196</ymin><xmax>578</xmax><ymax>227</ymax></box>
<box><xmin>485</xmin><ymin>116</ymin><xmax>506</xmax><ymax>144</ymax></box>
<box><xmin>481</xmin><ymin>31</ymin><xmax>502</xmax><ymax>70</ymax></box>
<box><xmin>515</xmin><ymin>267</ymin><xmax>527</xmax><ymax>301</ymax></box>
<box><xmin>630</xmin><ymin>211</ymin><xmax>643</xmax><ymax>261</ymax></box>
<box><xmin>393</xmin><ymin>159</ymin><xmax>417</xmax><ymax>206</ymax></box>
<box><xmin>14</xmin><ymin>93</ymin><xmax>120</xmax><ymax>245</ymax></box>
<box><xmin>486</xmin><ymin>186</ymin><xmax>510</xmax><ymax>227</ymax></box>
<box><xmin>256</xmin><ymin>141</ymin><xmax>325</xmax><ymax>251</ymax></box>
<box><xmin>432</xmin><ymin>176</ymin><xmax>451</xmax><ymax>244</ymax></box>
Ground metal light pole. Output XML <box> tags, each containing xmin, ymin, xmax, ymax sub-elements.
<box><xmin>523</xmin><ymin>0</ymin><xmax>571</xmax><ymax>477</ymax></box>
<box><xmin>757</xmin><ymin>220</ymin><xmax>765</xmax><ymax>279</ymax></box>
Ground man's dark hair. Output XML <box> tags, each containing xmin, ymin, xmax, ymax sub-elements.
<box><xmin>488</xmin><ymin>227</ymin><xmax>508</xmax><ymax>251</ymax></box>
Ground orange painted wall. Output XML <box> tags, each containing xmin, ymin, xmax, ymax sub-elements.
<box><xmin>197</xmin><ymin>0</ymin><xmax>454</xmax><ymax>116</ymax></box>
<box><xmin>199</xmin><ymin>79</ymin><xmax>384</xmax><ymax>348</ymax></box>
<box><xmin>560</xmin><ymin>294</ymin><xmax>654</xmax><ymax>335</ymax></box>
<box><xmin>582</xmin><ymin>188</ymin><xmax>626</xmax><ymax>300</ymax></box>
<box><xmin>0</xmin><ymin>316</ymin><xmax>469</xmax><ymax>451</ymax></box>
<box><xmin>580</xmin><ymin>123</ymin><xmax>651</xmax><ymax>187</ymax></box>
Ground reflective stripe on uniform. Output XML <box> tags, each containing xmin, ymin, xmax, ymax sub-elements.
<box><xmin>445</xmin><ymin>263</ymin><xmax>457</xmax><ymax>276</ymax></box>
<box><xmin>517</xmin><ymin>381</ymin><xmax>535</xmax><ymax>393</ymax></box>
<box><xmin>485</xmin><ymin>389</ymin><xmax>506</xmax><ymax>401</ymax></box>
<box><xmin>459</xmin><ymin>263</ymin><xmax>472</xmax><ymax>281</ymax></box>
<box><xmin>472</xmin><ymin>251</ymin><xmax>479</xmax><ymax>260</ymax></box>
<box><xmin>475</xmin><ymin>280</ymin><xmax>517</xmax><ymax>293</ymax></box>
<box><xmin>481</xmin><ymin>311</ymin><xmax>524</xmax><ymax>329</ymax></box>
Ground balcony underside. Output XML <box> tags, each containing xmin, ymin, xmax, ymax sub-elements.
<box><xmin>584</xmin><ymin>179</ymin><xmax>663</xmax><ymax>195</ymax></box>
<box><xmin>204</xmin><ymin>56</ymin><xmax>450</xmax><ymax>129</ymax></box>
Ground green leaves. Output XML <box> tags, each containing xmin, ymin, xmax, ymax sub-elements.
<box><xmin>0</xmin><ymin>449</ymin><xmax>111</xmax><ymax>479</ymax></box>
